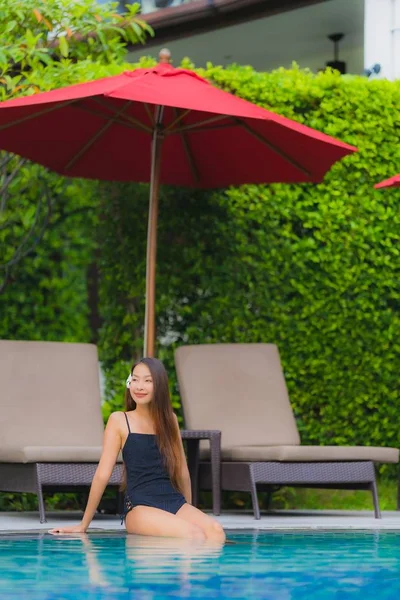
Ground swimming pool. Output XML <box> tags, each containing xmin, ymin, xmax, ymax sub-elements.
<box><xmin>1</xmin><ymin>530</ymin><xmax>399</xmax><ymax>599</ymax></box>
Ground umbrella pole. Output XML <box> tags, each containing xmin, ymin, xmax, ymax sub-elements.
<box><xmin>144</xmin><ymin>108</ymin><xmax>164</xmax><ymax>357</ymax></box>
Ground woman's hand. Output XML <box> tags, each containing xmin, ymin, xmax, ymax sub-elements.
<box><xmin>48</xmin><ymin>524</ymin><xmax>87</xmax><ymax>535</ymax></box>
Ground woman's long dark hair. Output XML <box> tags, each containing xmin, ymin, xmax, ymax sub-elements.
<box><xmin>121</xmin><ymin>358</ymin><xmax>183</xmax><ymax>493</ymax></box>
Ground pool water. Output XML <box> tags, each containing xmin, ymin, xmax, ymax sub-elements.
<box><xmin>1</xmin><ymin>530</ymin><xmax>400</xmax><ymax>599</ymax></box>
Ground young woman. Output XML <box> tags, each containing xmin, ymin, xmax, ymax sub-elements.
<box><xmin>50</xmin><ymin>358</ymin><xmax>225</xmax><ymax>543</ymax></box>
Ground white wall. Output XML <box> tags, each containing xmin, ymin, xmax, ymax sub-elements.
<box><xmin>364</xmin><ymin>0</ymin><xmax>400</xmax><ymax>79</ymax></box>
<box><xmin>128</xmin><ymin>0</ymin><xmax>364</xmax><ymax>74</ymax></box>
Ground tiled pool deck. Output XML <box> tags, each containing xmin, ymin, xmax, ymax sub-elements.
<box><xmin>2</xmin><ymin>510</ymin><xmax>400</xmax><ymax>533</ymax></box>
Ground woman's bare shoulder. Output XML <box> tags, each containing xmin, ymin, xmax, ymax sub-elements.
<box><xmin>106</xmin><ymin>411</ymin><xmax>127</xmax><ymax>427</ymax></box>
<box><xmin>105</xmin><ymin>412</ymin><xmax>129</xmax><ymax>440</ymax></box>
<box><xmin>107</xmin><ymin>411</ymin><xmax>126</xmax><ymax>419</ymax></box>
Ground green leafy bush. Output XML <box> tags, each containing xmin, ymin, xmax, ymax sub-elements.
<box><xmin>0</xmin><ymin>0</ymin><xmax>151</xmax><ymax>340</ymax></box>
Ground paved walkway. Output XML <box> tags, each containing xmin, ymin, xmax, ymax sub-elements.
<box><xmin>2</xmin><ymin>510</ymin><xmax>400</xmax><ymax>533</ymax></box>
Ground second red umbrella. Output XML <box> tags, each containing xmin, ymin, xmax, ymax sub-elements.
<box><xmin>374</xmin><ymin>174</ymin><xmax>400</xmax><ymax>189</ymax></box>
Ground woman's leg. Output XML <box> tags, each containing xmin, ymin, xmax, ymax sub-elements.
<box><xmin>176</xmin><ymin>504</ymin><xmax>226</xmax><ymax>543</ymax></box>
<box><xmin>125</xmin><ymin>505</ymin><xmax>206</xmax><ymax>540</ymax></box>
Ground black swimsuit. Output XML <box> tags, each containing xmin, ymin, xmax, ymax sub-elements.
<box><xmin>121</xmin><ymin>412</ymin><xmax>186</xmax><ymax>523</ymax></box>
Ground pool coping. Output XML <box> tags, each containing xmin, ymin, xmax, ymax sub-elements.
<box><xmin>2</xmin><ymin>509</ymin><xmax>400</xmax><ymax>533</ymax></box>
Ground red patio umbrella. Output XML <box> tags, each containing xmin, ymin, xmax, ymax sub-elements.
<box><xmin>0</xmin><ymin>51</ymin><xmax>357</xmax><ymax>356</ymax></box>
<box><xmin>374</xmin><ymin>173</ymin><xmax>400</xmax><ymax>189</ymax></box>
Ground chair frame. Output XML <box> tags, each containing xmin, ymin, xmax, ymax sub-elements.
<box><xmin>199</xmin><ymin>460</ymin><xmax>381</xmax><ymax>519</ymax></box>
<box><xmin>0</xmin><ymin>463</ymin><xmax>124</xmax><ymax>523</ymax></box>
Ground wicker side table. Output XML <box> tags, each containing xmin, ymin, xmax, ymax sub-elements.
<box><xmin>180</xmin><ymin>430</ymin><xmax>221</xmax><ymax>516</ymax></box>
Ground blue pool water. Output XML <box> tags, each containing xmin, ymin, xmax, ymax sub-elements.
<box><xmin>1</xmin><ymin>530</ymin><xmax>400</xmax><ymax>599</ymax></box>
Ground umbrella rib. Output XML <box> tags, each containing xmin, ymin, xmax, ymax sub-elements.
<box><xmin>65</xmin><ymin>100</ymin><xmax>132</xmax><ymax>171</ymax></box>
<box><xmin>175</xmin><ymin>123</ymin><xmax>235</xmax><ymax>134</ymax></box>
<box><xmin>93</xmin><ymin>97</ymin><xmax>152</xmax><ymax>133</ymax></box>
<box><xmin>143</xmin><ymin>103</ymin><xmax>155</xmax><ymax>127</ymax></box>
<box><xmin>235</xmin><ymin>118</ymin><xmax>312</xmax><ymax>177</ymax></box>
<box><xmin>173</xmin><ymin>114</ymin><xmax>229</xmax><ymax>134</ymax></box>
<box><xmin>165</xmin><ymin>109</ymin><xmax>192</xmax><ymax>132</ymax></box>
<box><xmin>173</xmin><ymin>108</ymin><xmax>200</xmax><ymax>184</ymax></box>
<box><xmin>0</xmin><ymin>99</ymin><xmax>77</xmax><ymax>131</ymax></box>
<box><xmin>72</xmin><ymin>103</ymin><xmax>144</xmax><ymax>132</ymax></box>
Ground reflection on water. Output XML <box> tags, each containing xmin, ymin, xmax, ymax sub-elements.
<box><xmin>1</xmin><ymin>531</ymin><xmax>400</xmax><ymax>599</ymax></box>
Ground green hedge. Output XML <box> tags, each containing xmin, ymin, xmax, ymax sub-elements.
<box><xmin>0</xmin><ymin>0</ymin><xmax>150</xmax><ymax>344</ymax></box>
<box><xmin>99</xmin><ymin>65</ymin><xmax>400</xmax><ymax>476</ymax></box>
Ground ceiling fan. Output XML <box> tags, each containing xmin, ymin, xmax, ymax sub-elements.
<box><xmin>326</xmin><ymin>33</ymin><xmax>346</xmax><ymax>74</ymax></box>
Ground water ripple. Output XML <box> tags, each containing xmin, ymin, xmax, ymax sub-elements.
<box><xmin>1</xmin><ymin>530</ymin><xmax>400</xmax><ymax>599</ymax></box>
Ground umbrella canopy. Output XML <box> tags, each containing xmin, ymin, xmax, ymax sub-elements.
<box><xmin>374</xmin><ymin>173</ymin><xmax>400</xmax><ymax>189</ymax></box>
<box><xmin>0</xmin><ymin>53</ymin><xmax>357</xmax><ymax>356</ymax></box>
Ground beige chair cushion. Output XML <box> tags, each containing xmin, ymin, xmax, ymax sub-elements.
<box><xmin>0</xmin><ymin>340</ymin><xmax>105</xmax><ymax>456</ymax></box>
<box><xmin>0</xmin><ymin>446</ymin><xmax>123</xmax><ymax>463</ymax></box>
<box><xmin>218</xmin><ymin>445</ymin><xmax>399</xmax><ymax>463</ymax></box>
<box><xmin>176</xmin><ymin>343</ymin><xmax>399</xmax><ymax>466</ymax></box>
<box><xmin>175</xmin><ymin>344</ymin><xmax>301</xmax><ymax>448</ymax></box>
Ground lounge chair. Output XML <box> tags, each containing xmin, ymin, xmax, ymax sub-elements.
<box><xmin>0</xmin><ymin>340</ymin><xmax>123</xmax><ymax>523</ymax></box>
<box><xmin>175</xmin><ymin>343</ymin><xmax>399</xmax><ymax>519</ymax></box>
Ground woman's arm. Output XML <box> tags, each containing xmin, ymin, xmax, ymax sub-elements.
<box><xmin>174</xmin><ymin>414</ymin><xmax>192</xmax><ymax>504</ymax></box>
<box><xmin>49</xmin><ymin>412</ymin><xmax>123</xmax><ymax>534</ymax></box>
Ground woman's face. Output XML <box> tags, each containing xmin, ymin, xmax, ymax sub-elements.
<box><xmin>129</xmin><ymin>363</ymin><xmax>154</xmax><ymax>405</ymax></box>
